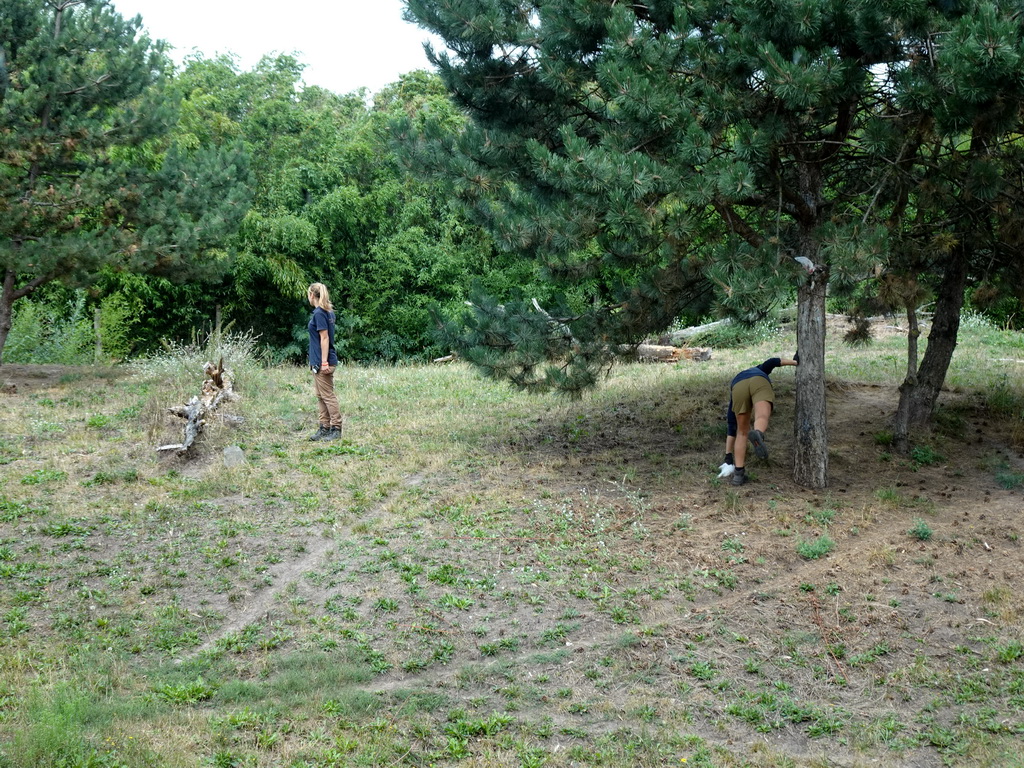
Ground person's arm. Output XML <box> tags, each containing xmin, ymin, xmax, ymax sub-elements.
<box><xmin>319</xmin><ymin>329</ymin><xmax>331</xmax><ymax>373</ymax></box>
<box><xmin>780</xmin><ymin>357</ymin><xmax>797</xmax><ymax>366</ymax></box>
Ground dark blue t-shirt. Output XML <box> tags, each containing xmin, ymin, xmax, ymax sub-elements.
<box><xmin>730</xmin><ymin>358</ymin><xmax>782</xmax><ymax>387</ymax></box>
<box><xmin>308</xmin><ymin>307</ymin><xmax>338</xmax><ymax>368</ymax></box>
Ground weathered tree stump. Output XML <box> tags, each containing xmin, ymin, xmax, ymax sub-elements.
<box><xmin>157</xmin><ymin>358</ymin><xmax>239</xmax><ymax>455</ymax></box>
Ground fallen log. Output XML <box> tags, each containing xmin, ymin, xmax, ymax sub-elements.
<box><xmin>659</xmin><ymin>319</ymin><xmax>733</xmax><ymax>345</ymax></box>
<box><xmin>157</xmin><ymin>358</ymin><xmax>239</xmax><ymax>455</ymax></box>
<box><xmin>623</xmin><ymin>343</ymin><xmax>713</xmax><ymax>363</ymax></box>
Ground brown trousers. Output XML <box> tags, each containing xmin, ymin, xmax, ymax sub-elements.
<box><xmin>313</xmin><ymin>369</ymin><xmax>342</xmax><ymax>428</ymax></box>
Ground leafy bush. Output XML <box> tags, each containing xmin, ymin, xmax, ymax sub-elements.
<box><xmin>3</xmin><ymin>289</ymin><xmax>140</xmax><ymax>364</ymax></box>
<box><xmin>4</xmin><ymin>294</ymin><xmax>93</xmax><ymax>364</ymax></box>
<box><xmin>964</xmin><ymin>293</ymin><xmax>1023</xmax><ymax>331</ymax></box>
<box><xmin>96</xmin><ymin>292</ymin><xmax>139</xmax><ymax>361</ymax></box>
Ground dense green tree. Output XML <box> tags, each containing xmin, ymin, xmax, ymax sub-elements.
<box><xmin>169</xmin><ymin>59</ymin><xmax>540</xmax><ymax>360</ymax></box>
<box><xmin>886</xmin><ymin>5</ymin><xmax>1024</xmax><ymax>451</ymax></box>
<box><xmin>0</xmin><ymin>0</ymin><xmax>250</xmax><ymax>361</ymax></box>
<box><xmin>404</xmin><ymin>0</ymin><xmax>1024</xmax><ymax>487</ymax></box>
<box><xmin>831</xmin><ymin>3</ymin><xmax>1024</xmax><ymax>452</ymax></box>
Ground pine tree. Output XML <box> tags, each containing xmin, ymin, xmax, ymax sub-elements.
<box><xmin>405</xmin><ymin>0</ymin><xmax>916</xmax><ymax>487</ymax></box>
<box><xmin>405</xmin><ymin>0</ymin><xmax>1024</xmax><ymax>488</ymax></box>
<box><xmin>883</xmin><ymin>3</ymin><xmax>1024</xmax><ymax>451</ymax></box>
<box><xmin>0</xmin><ymin>0</ymin><xmax>250</xmax><ymax>361</ymax></box>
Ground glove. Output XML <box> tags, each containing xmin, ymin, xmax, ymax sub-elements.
<box><xmin>718</xmin><ymin>462</ymin><xmax>736</xmax><ymax>478</ymax></box>
<box><xmin>793</xmin><ymin>351</ymin><xmax>799</xmax><ymax>364</ymax></box>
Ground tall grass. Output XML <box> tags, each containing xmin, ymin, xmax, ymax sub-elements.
<box><xmin>133</xmin><ymin>329</ymin><xmax>267</xmax><ymax>391</ymax></box>
<box><xmin>7</xmin><ymin>686</ymin><xmax>111</xmax><ymax>767</ymax></box>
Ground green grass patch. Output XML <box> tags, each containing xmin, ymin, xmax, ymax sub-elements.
<box><xmin>796</xmin><ymin>535</ymin><xmax>836</xmax><ymax>560</ymax></box>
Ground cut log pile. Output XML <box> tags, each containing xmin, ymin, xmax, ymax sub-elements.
<box><xmin>157</xmin><ymin>358</ymin><xmax>240</xmax><ymax>455</ymax></box>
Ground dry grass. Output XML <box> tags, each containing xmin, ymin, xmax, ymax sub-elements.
<box><xmin>0</xmin><ymin>318</ymin><xmax>1022</xmax><ymax>767</ymax></box>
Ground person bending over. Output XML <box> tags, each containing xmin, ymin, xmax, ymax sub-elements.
<box><xmin>723</xmin><ymin>355</ymin><xmax>798</xmax><ymax>486</ymax></box>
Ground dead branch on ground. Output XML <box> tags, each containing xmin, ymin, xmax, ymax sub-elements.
<box><xmin>157</xmin><ymin>358</ymin><xmax>240</xmax><ymax>455</ymax></box>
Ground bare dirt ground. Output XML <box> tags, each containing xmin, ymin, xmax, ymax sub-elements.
<box><xmin>0</xmin><ymin>363</ymin><xmax>126</xmax><ymax>393</ymax></box>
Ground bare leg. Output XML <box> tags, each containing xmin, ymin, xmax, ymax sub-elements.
<box><xmin>752</xmin><ymin>400</ymin><xmax>772</xmax><ymax>433</ymax></box>
<box><xmin>748</xmin><ymin>400</ymin><xmax>772</xmax><ymax>459</ymax></box>
<box><xmin>734</xmin><ymin>412</ymin><xmax>751</xmax><ymax>468</ymax></box>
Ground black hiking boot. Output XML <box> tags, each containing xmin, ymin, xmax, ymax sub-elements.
<box><xmin>308</xmin><ymin>425</ymin><xmax>330</xmax><ymax>441</ymax></box>
<box><xmin>321</xmin><ymin>426</ymin><xmax>342</xmax><ymax>441</ymax></box>
<box><xmin>731</xmin><ymin>468</ymin><xmax>748</xmax><ymax>486</ymax></box>
<box><xmin>749</xmin><ymin>429</ymin><xmax>768</xmax><ymax>460</ymax></box>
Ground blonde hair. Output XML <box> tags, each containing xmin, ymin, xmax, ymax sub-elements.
<box><xmin>307</xmin><ymin>282</ymin><xmax>333</xmax><ymax>312</ymax></box>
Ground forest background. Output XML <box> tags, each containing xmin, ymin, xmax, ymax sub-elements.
<box><xmin>1</xmin><ymin>40</ymin><xmax>539</xmax><ymax>365</ymax></box>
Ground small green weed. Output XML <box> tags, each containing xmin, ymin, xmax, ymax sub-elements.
<box><xmin>875</xmin><ymin>487</ymin><xmax>903</xmax><ymax>507</ymax></box>
<box><xmin>796</xmin><ymin>535</ymin><xmax>836</xmax><ymax>560</ymax></box>
<box><xmin>908</xmin><ymin>519</ymin><xmax>933</xmax><ymax>542</ymax></box>
<box><xmin>85</xmin><ymin>414</ymin><xmax>111</xmax><ymax>429</ymax></box>
<box><xmin>428</xmin><ymin>563</ymin><xmax>463</xmax><ymax>585</ymax></box>
<box><xmin>541</xmin><ymin>623</ymin><xmax>578</xmax><ymax>644</ymax></box>
<box><xmin>995</xmin><ymin>470</ymin><xmax>1024</xmax><ymax>490</ymax></box>
<box><xmin>479</xmin><ymin>638</ymin><xmax>520</xmax><ymax>656</ymax></box>
<box><xmin>374</xmin><ymin>598</ymin><xmax>399</xmax><ymax>612</ymax></box>
<box><xmin>873</xmin><ymin>430</ymin><xmax>894</xmax><ymax>446</ymax></box>
<box><xmin>689</xmin><ymin>661</ymin><xmax>717</xmax><ymax>680</ymax></box>
<box><xmin>39</xmin><ymin>521</ymin><xmax>91</xmax><ymax>537</ymax></box>
<box><xmin>994</xmin><ymin>641</ymin><xmax>1023</xmax><ymax>663</ymax></box>
<box><xmin>805</xmin><ymin>508</ymin><xmax>836</xmax><ymax>527</ymax></box>
<box><xmin>438</xmin><ymin>593</ymin><xmax>473</xmax><ymax>610</ymax></box>
<box><xmin>911</xmin><ymin>445</ymin><xmax>943</xmax><ymax>466</ymax></box>
<box><xmin>154</xmin><ymin>677</ymin><xmax>217</xmax><ymax>704</ymax></box>
<box><xmin>673</xmin><ymin>514</ymin><xmax>693</xmax><ymax>532</ymax></box>
<box><xmin>20</xmin><ymin>468</ymin><xmax>67</xmax><ymax>485</ymax></box>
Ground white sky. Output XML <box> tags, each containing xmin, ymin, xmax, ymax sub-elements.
<box><xmin>109</xmin><ymin>0</ymin><xmax>444</xmax><ymax>96</ymax></box>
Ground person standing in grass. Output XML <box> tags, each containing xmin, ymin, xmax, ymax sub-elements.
<box><xmin>307</xmin><ymin>282</ymin><xmax>342</xmax><ymax>441</ymax></box>
<box><xmin>723</xmin><ymin>355</ymin><xmax>798</xmax><ymax>486</ymax></box>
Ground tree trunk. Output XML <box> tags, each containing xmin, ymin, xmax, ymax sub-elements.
<box><xmin>0</xmin><ymin>264</ymin><xmax>50</xmax><ymax>364</ymax></box>
<box><xmin>660</xmin><ymin>318</ymin><xmax>732</xmax><ymax>344</ymax></box>
<box><xmin>905</xmin><ymin>299</ymin><xmax>921</xmax><ymax>383</ymax></box>
<box><xmin>892</xmin><ymin>245</ymin><xmax>968</xmax><ymax>450</ymax></box>
<box><xmin>0</xmin><ymin>269</ymin><xmax>15</xmax><ymax>365</ymax></box>
<box><xmin>793</xmin><ymin>266</ymin><xmax>829</xmax><ymax>488</ymax></box>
